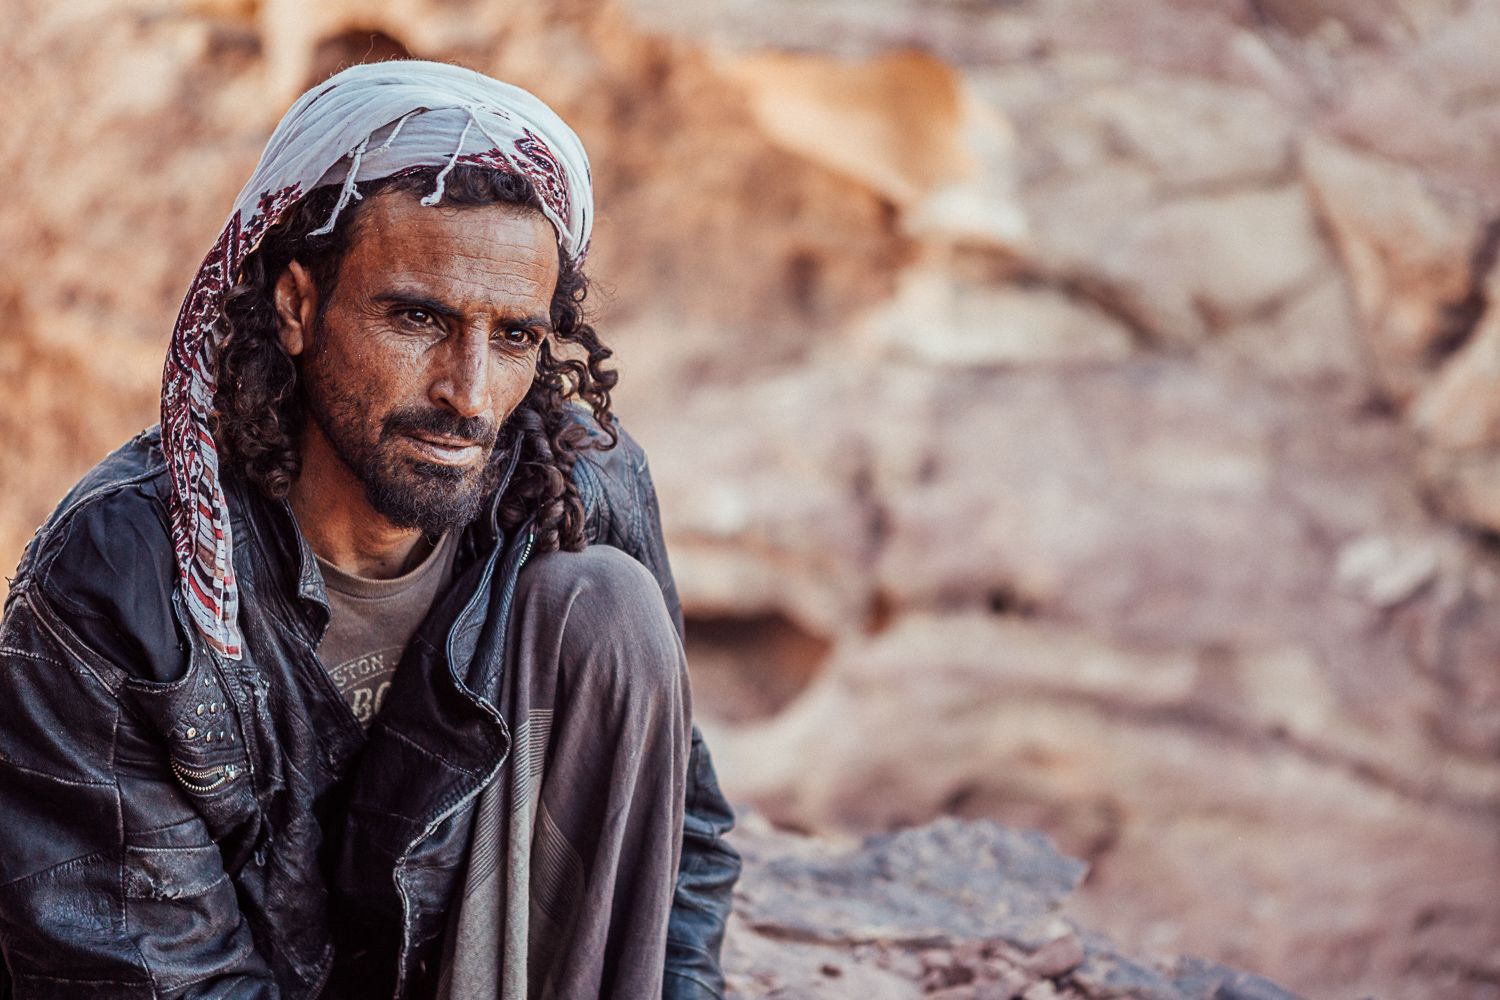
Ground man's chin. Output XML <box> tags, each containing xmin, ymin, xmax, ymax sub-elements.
<box><xmin>363</xmin><ymin>461</ymin><xmax>491</xmax><ymax>534</ymax></box>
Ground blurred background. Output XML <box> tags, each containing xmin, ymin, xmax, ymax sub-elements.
<box><xmin>4</xmin><ymin>0</ymin><xmax>1500</xmax><ymax>996</ymax></box>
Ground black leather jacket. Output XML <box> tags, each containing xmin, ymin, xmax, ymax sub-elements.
<box><xmin>0</xmin><ymin>422</ymin><xmax>739</xmax><ymax>999</ymax></box>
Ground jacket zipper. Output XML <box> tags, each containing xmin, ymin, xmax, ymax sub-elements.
<box><xmin>170</xmin><ymin>758</ymin><xmax>238</xmax><ymax>792</ymax></box>
<box><xmin>304</xmin><ymin>944</ymin><xmax>334</xmax><ymax>1000</ymax></box>
<box><xmin>390</xmin><ymin>526</ymin><xmax>533</xmax><ymax>999</ymax></box>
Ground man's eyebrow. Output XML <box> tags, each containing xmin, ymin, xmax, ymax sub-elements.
<box><xmin>372</xmin><ymin>292</ymin><xmax>463</xmax><ymax>320</ymax></box>
<box><xmin>511</xmin><ymin>312</ymin><xmax>555</xmax><ymax>332</ymax></box>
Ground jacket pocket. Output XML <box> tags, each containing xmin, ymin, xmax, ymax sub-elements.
<box><xmin>123</xmin><ymin>842</ymin><xmax>228</xmax><ymax>901</ymax></box>
<box><xmin>164</xmin><ymin>736</ymin><xmax>256</xmax><ymax>844</ymax></box>
<box><xmin>122</xmin><ymin>650</ymin><xmax>260</xmax><ymax>844</ymax></box>
<box><xmin>122</xmin><ymin>841</ymin><xmax>268</xmax><ymax>995</ymax></box>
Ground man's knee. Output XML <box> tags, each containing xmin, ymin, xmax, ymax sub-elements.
<box><xmin>517</xmin><ymin>545</ymin><xmax>683</xmax><ymax>698</ymax></box>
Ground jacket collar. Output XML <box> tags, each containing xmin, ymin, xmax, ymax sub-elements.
<box><xmin>226</xmin><ymin>438</ymin><xmax>524</xmax><ymax>629</ymax></box>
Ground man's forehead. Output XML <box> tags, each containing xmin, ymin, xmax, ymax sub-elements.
<box><xmin>337</xmin><ymin>190</ymin><xmax>560</xmax><ymax>304</ymax></box>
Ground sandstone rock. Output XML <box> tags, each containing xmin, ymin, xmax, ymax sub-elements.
<box><xmin>734</xmin><ymin>816</ymin><xmax>1085</xmax><ymax>948</ymax></box>
<box><xmin>716</xmin><ymin>49</ymin><xmax>971</xmax><ymax>208</ymax></box>
<box><xmin>1414</xmin><ymin>263</ymin><xmax>1500</xmax><ymax>451</ymax></box>
<box><xmin>726</xmin><ymin>814</ymin><xmax>1304</xmax><ymax>1000</ymax></box>
<box><xmin>1090</xmin><ymin>185</ymin><xmax>1328</xmax><ymax>347</ymax></box>
<box><xmin>1204</xmin><ymin>272</ymin><xmax>1366</xmax><ymax>385</ymax></box>
<box><xmin>1251</xmin><ymin>0</ymin><xmax>1460</xmax><ymax>44</ymax></box>
<box><xmin>868</xmin><ymin>362</ymin><xmax>1328</xmax><ymax>648</ymax></box>
<box><xmin>718</xmin><ymin>49</ymin><xmax>1027</xmax><ymax>251</ymax></box>
<box><xmin>1334</xmin><ymin>533</ymin><xmax>1443</xmax><ymax>607</ymax></box>
<box><xmin>902</xmin><ymin>91</ymin><xmax>1028</xmax><ymax>250</ymax></box>
<box><xmin>1422</xmin><ymin>450</ymin><xmax>1500</xmax><ymax>546</ymax></box>
<box><xmin>645</xmin><ymin>356</ymin><xmax>1394</xmax><ymax>656</ymax></box>
<box><xmin>0</xmin><ymin>300</ymin><xmax>160</xmax><ymax>584</ymax></box>
<box><xmin>1404</xmin><ymin>261</ymin><xmax>1500</xmax><ymax>537</ymax></box>
<box><xmin>1300</xmin><ymin>135</ymin><xmax>1482</xmax><ymax>402</ymax></box>
<box><xmin>714</xmin><ymin>613</ymin><xmax>1500</xmax><ymax>1000</ymax></box>
<box><xmin>626</xmin><ymin>366</ymin><xmax>889</xmax><ymax>641</ymax></box>
<box><xmin>1015</xmin><ymin>163</ymin><xmax>1159</xmax><ymax>290</ymax></box>
<box><xmin>1045</xmin><ymin>77</ymin><xmax>1295</xmax><ymax>193</ymax></box>
<box><xmin>860</xmin><ymin>256</ymin><xmax>1136</xmax><ymax>368</ymax></box>
<box><xmin>1009</xmin><ymin>77</ymin><xmax>1316</xmax><ymax>349</ymax></box>
<box><xmin>1316</xmin><ymin>4</ymin><xmax>1500</xmax><ymax>196</ymax></box>
<box><xmin>638</xmin><ymin>343</ymin><xmax>1500</xmax><ymax>919</ymax></box>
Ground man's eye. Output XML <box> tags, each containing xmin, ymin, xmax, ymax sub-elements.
<box><xmin>400</xmin><ymin>309</ymin><xmax>436</xmax><ymax>327</ymax></box>
<box><xmin>494</xmin><ymin>327</ymin><xmax>539</xmax><ymax>349</ymax></box>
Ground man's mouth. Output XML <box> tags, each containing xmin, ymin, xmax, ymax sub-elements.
<box><xmin>402</xmin><ymin>432</ymin><xmax>485</xmax><ymax>466</ymax></box>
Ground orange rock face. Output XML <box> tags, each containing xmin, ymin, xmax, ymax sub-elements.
<box><xmin>5</xmin><ymin>1</ymin><xmax>1500</xmax><ymax>998</ymax></box>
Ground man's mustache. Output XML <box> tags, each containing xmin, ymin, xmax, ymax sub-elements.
<box><xmin>381</xmin><ymin>407</ymin><xmax>499</xmax><ymax>449</ymax></box>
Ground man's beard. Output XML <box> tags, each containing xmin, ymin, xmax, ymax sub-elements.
<box><xmin>304</xmin><ymin>375</ymin><xmax>507</xmax><ymax>536</ymax></box>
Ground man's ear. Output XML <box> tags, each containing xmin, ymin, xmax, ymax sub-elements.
<box><xmin>273</xmin><ymin>260</ymin><xmax>319</xmax><ymax>357</ymax></box>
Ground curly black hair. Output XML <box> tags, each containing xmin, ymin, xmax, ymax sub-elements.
<box><xmin>210</xmin><ymin>164</ymin><xmax>618</xmax><ymax>553</ymax></box>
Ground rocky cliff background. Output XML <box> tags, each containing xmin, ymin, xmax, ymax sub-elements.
<box><xmin>4</xmin><ymin>0</ymin><xmax>1500</xmax><ymax>997</ymax></box>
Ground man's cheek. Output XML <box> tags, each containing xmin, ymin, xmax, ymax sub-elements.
<box><xmin>502</xmin><ymin>360</ymin><xmax>539</xmax><ymax>405</ymax></box>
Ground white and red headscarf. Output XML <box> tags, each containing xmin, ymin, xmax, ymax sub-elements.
<box><xmin>162</xmin><ymin>60</ymin><xmax>593</xmax><ymax>658</ymax></box>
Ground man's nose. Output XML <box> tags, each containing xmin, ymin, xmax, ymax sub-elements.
<box><xmin>431</xmin><ymin>331</ymin><xmax>490</xmax><ymax>419</ymax></box>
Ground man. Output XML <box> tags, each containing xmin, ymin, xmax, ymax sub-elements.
<box><xmin>0</xmin><ymin>61</ymin><xmax>739</xmax><ymax>999</ymax></box>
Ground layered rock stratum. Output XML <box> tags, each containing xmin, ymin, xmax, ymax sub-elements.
<box><xmin>726</xmin><ymin>813</ymin><xmax>1302</xmax><ymax>1000</ymax></box>
<box><xmin>4</xmin><ymin>1</ymin><xmax>1499</xmax><ymax>997</ymax></box>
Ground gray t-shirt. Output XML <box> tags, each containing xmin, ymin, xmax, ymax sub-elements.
<box><xmin>315</xmin><ymin>532</ymin><xmax>460</xmax><ymax>728</ymax></box>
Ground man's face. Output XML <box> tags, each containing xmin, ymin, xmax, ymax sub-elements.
<box><xmin>283</xmin><ymin>189</ymin><xmax>560</xmax><ymax>535</ymax></box>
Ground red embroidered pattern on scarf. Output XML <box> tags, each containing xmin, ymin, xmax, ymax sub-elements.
<box><xmin>162</xmin><ymin>183</ymin><xmax>301</xmax><ymax>656</ymax></box>
<box><xmin>457</xmin><ymin>132</ymin><xmax>573</xmax><ymax>237</ymax></box>
<box><xmin>512</xmin><ymin>128</ymin><xmax>572</xmax><ymax>229</ymax></box>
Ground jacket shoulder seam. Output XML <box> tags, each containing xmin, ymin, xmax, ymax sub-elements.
<box><xmin>8</xmin><ymin>588</ymin><xmax>131</xmax><ymax>694</ymax></box>
<box><xmin>0</xmin><ymin>643</ymin><xmax>69</xmax><ymax>673</ymax></box>
<box><xmin>47</xmin><ymin>462</ymin><xmax>167</xmax><ymax>536</ymax></box>
<box><xmin>25</xmin><ymin>464</ymin><xmax>170</xmax><ymax>584</ymax></box>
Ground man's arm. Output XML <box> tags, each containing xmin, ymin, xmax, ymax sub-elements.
<box><xmin>661</xmin><ymin>727</ymin><xmax>741</xmax><ymax>1000</ymax></box>
<box><xmin>574</xmin><ymin>423</ymin><xmax>743</xmax><ymax>1000</ymax></box>
<box><xmin>0</xmin><ymin>519</ymin><xmax>276</xmax><ymax>998</ymax></box>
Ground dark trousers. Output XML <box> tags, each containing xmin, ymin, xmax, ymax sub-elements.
<box><xmin>434</xmin><ymin>545</ymin><xmax>691</xmax><ymax>999</ymax></box>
